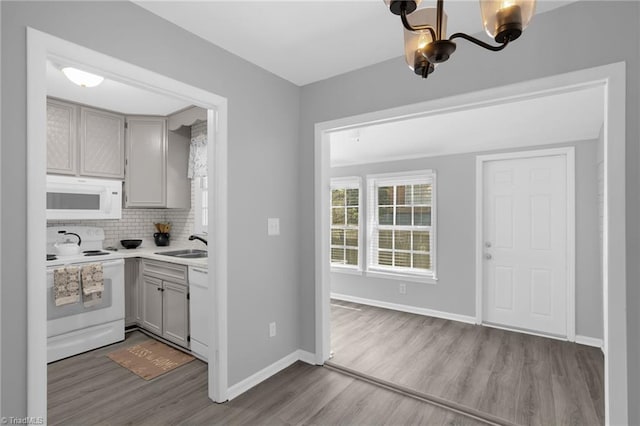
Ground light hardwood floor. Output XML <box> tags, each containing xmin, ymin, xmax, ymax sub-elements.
<box><xmin>329</xmin><ymin>299</ymin><xmax>604</xmax><ymax>426</ymax></box>
<box><xmin>48</xmin><ymin>331</ymin><xmax>488</xmax><ymax>425</ymax></box>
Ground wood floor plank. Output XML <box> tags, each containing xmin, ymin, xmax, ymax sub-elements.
<box><xmin>49</xmin><ymin>331</ymin><xmax>482</xmax><ymax>425</ymax></box>
<box><xmin>330</xmin><ymin>299</ymin><xmax>605</xmax><ymax>426</ymax></box>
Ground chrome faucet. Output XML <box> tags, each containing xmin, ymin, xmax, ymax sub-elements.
<box><xmin>189</xmin><ymin>235</ymin><xmax>208</xmax><ymax>246</ymax></box>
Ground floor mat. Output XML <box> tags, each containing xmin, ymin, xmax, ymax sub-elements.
<box><xmin>107</xmin><ymin>339</ymin><xmax>194</xmax><ymax>380</ymax></box>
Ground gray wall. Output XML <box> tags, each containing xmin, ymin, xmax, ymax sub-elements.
<box><xmin>331</xmin><ymin>140</ymin><xmax>602</xmax><ymax>339</ymax></box>
<box><xmin>1</xmin><ymin>1</ymin><xmax>300</xmax><ymax>415</ymax></box>
<box><xmin>298</xmin><ymin>2</ymin><xmax>639</xmax><ymax>423</ymax></box>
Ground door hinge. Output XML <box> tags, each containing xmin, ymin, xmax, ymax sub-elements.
<box><xmin>187</xmin><ymin>335</ymin><xmax>191</xmax><ymax>342</ymax></box>
<box><xmin>125</xmin><ymin>121</ymin><xmax>128</xmax><ymax>129</ymax></box>
<box><xmin>187</xmin><ymin>293</ymin><xmax>190</xmax><ymax>300</ymax></box>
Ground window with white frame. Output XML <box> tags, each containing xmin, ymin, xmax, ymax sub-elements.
<box><xmin>367</xmin><ymin>171</ymin><xmax>436</xmax><ymax>279</ymax></box>
<box><xmin>193</xmin><ymin>176</ymin><xmax>208</xmax><ymax>235</ymax></box>
<box><xmin>330</xmin><ymin>177</ymin><xmax>361</xmax><ymax>270</ymax></box>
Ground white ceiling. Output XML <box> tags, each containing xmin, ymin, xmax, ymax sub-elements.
<box><xmin>136</xmin><ymin>0</ymin><xmax>578</xmax><ymax>86</ymax></box>
<box><xmin>46</xmin><ymin>60</ymin><xmax>191</xmax><ymax>115</ymax></box>
<box><xmin>330</xmin><ymin>85</ymin><xmax>604</xmax><ymax>167</ymax></box>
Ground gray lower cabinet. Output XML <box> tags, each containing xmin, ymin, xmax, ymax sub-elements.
<box><xmin>142</xmin><ymin>275</ymin><xmax>164</xmax><ymax>336</ymax></box>
<box><xmin>162</xmin><ymin>281</ymin><xmax>190</xmax><ymax>347</ymax></box>
<box><xmin>140</xmin><ymin>259</ymin><xmax>190</xmax><ymax>348</ymax></box>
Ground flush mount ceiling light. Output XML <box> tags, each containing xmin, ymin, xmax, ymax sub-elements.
<box><xmin>61</xmin><ymin>67</ymin><xmax>104</xmax><ymax>88</ymax></box>
<box><xmin>386</xmin><ymin>0</ymin><xmax>536</xmax><ymax>78</ymax></box>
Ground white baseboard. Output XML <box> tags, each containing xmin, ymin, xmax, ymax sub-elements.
<box><xmin>296</xmin><ymin>349</ymin><xmax>317</xmax><ymax>365</ymax></box>
<box><xmin>227</xmin><ymin>349</ymin><xmax>318</xmax><ymax>400</ymax></box>
<box><xmin>331</xmin><ymin>292</ymin><xmax>476</xmax><ymax>325</ymax></box>
<box><xmin>575</xmin><ymin>335</ymin><xmax>604</xmax><ymax>349</ymax></box>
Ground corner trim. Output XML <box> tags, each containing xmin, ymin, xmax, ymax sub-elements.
<box><xmin>226</xmin><ymin>350</ymin><xmax>318</xmax><ymax>401</ymax></box>
<box><xmin>331</xmin><ymin>292</ymin><xmax>476</xmax><ymax>324</ymax></box>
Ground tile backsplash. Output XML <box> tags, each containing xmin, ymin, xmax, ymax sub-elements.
<box><xmin>48</xmin><ymin>181</ymin><xmax>196</xmax><ymax>249</ymax></box>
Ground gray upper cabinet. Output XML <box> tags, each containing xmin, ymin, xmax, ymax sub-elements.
<box><xmin>125</xmin><ymin>116</ymin><xmax>191</xmax><ymax>209</ymax></box>
<box><xmin>47</xmin><ymin>98</ymin><xmax>125</xmax><ymax>179</ymax></box>
<box><xmin>47</xmin><ymin>99</ymin><xmax>78</xmax><ymax>175</ymax></box>
<box><xmin>80</xmin><ymin>107</ymin><xmax>125</xmax><ymax>178</ymax></box>
<box><xmin>125</xmin><ymin>117</ymin><xmax>167</xmax><ymax>208</ymax></box>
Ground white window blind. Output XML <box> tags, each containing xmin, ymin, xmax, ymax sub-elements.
<box><xmin>330</xmin><ymin>177</ymin><xmax>362</xmax><ymax>270</ymax></box>
<box><xmin>367</xmin><ymin>170</ymin><xmax>436</xmax><ymax>279</ymax></box>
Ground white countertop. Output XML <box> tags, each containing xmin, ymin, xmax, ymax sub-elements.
<box><xmin>111</xmin><ymin>245</ymin><xmax>208</xmax><ymax>268</ymax></box>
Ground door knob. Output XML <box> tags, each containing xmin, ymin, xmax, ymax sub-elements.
<box><xmin>485</xmin><ymin>253</ymin><xmax>492</xmax><ymax>260</ymax></box>
<box><xmin>485</xmin><ymin>242</ymin><xmax>492</xmax><ymax>248</ymax></box>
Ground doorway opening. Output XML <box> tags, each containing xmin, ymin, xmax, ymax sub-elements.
<box><xmin>27</xmin><ymin>28</ymin><xmax>229</xmax><ymax>419</ymax></box>
<box><xmin>315</xmin><ymin>63</ymin><xmax>627</xmax><ymax>425</ymax></box>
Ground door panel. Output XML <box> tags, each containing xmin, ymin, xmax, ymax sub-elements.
<box><xmin>142</xmin><ymin>275</ymin><xmax>163</xmax><ymax>335</ymax></box>
<box><xmin>162</xmin><ymin>281</ymin><xmax>189</xmax><ymax>347</ymax></box>
<box><xmin>483</xmin><ymin>154</ymin><xmax>568</xmax><ymax>336</ymax></box>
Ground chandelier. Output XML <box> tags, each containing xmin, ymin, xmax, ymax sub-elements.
<box><xmin>385</xmin><ymin>0</ymin><xmax>536</xmax><ymax>78</ymax></box>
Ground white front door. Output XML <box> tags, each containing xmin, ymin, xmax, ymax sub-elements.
<box><xmin>482</xmin><ymin>153</ymin><xmax>570</xmax><ymax>337</ymax></box>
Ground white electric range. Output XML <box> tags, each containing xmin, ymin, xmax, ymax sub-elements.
<box><xmin>46</xmin><ymin>226</ymin><xmax>125</xmax><ymax>362</ymax></box>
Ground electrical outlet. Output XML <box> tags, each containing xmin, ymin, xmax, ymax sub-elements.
<box><xmin>399</xmin><ymin>283</ymin><xmax>407</xmax><ymax>294</ymax></box>
<box><xmin>267</xmin><ymin>218</ymin><xmax>280</xmax><ymax>236</ymax></box>
<box><xmin>269</xmin><ymin>322</ymin><xmax>277</xmax><ymax>337</ymax></box>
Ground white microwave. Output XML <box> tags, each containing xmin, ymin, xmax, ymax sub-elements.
<box><xmin>46</xmin><ymin>175</ymin><xmax>122</xmax><ymax>220</ymax></box>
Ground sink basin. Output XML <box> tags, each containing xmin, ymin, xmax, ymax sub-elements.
<box><xmin>156</xmin><ymin>249</ymin><xmax>208</xmax><ymax>259</ymax></box>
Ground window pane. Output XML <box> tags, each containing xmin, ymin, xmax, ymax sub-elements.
<box><xmin>345</xmin><ymin>249</ymin><xmax>358</xmax><ymax>265</ymax></box>
<box><xmin>396</xmin><ymin>206</ymin><xmax>412</xmax><ymax>225</ymax></box>
<box><xmin>396</xmin><ymin>185</ymin><xmax>409</xmax><ymax>205</ymax></box>
<box><xmin>395</xmin><ymin>252</ymin><xmax>411</xmax><ymax>267</ymax></box>
<box><xmin>346</xmin><ymin>207</ymin><xmax>359</xmax><ymax>225</ymax></box>
<box><xmin>332</xmin><ymin>189</ymin><xmax>345</xmax><ymax>206</ymax></box>
<box><xmin>379</xmin><ymin>207</ymin><xmax>393</xmax><ymax>225</ymax></box>
<box><xmin>378</xmin><ymin>250</ymin><xmax>392</xmax><ymax>266</ymax></box>
<box><xmin>413</xmin><ymin>206</ymin><xmax>431</xmax><ymax>226</ymax></box>
<box><xmin>332</xmin><ymin>207</ymin><xmax>345</xmax><ymax>225</ymax></box>
<box><xmin>331</xmin><ymin>248</ymin><xmax>344</xmax><ymax>263</ymax></box>
<box><xmin>346</xmin><ymin>189</ymin><xmax>359</xmax><ymax>206</ymax></box>
<box><xmin>345</xmin><ymin>229</ymin><xmax>358</xmax><ymax>247</ymax></box>
<box><xmin>413</xmin><ymin>231</ymin><xmax>430</xmax><ymax>252</ymax></box>
<box><xmin>379</xmin><ymin>230</ymin><xmax>393</xmax><ymax>249</ymax></box>
<box><xmin>331</xmin><ymin>229</ymin><xmax>344</xmax><ymax>245</ymax></box>
<box><xmin>394</xmin><ymin>230</ymin><xmax>411</xmax><ymax>250</ymax></box>
<box><xmin>413</xmin><ymin>253</ymin><xmax>431</xmax><ymax>270</ymax></box>
<box><xmin>378</xmin><ymin>186</ymin><xmax>394</xmax><ymax>206</ymax></box>
<box><xmin>413</xmin><ymin>184</ymin><xmax>431</xmax><ymax>204</ymax></box>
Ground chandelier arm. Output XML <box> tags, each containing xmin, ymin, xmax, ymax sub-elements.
<box><xmin>400</xmin><ymin>8</ymin><xmax>437</xmax><ymax>41</ymax></box>
<box><xmin>448</xmin><ymin>32</ymin><xmax>510</xmax><ymax>52</ymax></box>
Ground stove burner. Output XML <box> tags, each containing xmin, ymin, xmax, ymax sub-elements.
<box><xmin>84</xmin><ymin>251</ymin><xmax>109</xmax><ymax>257</ymax></box>
<box><xmin>47</xmin><ymin>254</ymin><xmax>57</xmax><ymax>261</ymax></box>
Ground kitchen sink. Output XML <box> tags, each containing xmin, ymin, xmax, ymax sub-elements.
<box><xmin>156</xmin><ymin>249</ymin><xmax>208</xmax><ymax>259</ymax></box>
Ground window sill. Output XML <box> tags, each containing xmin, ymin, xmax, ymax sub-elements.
<box><xmin>365</xmin><ymin>269</ymin><xmax>438</xmax><ymax>284</ymax></box>
<box><xmin>331</xmin><ymin>266</ymin><xmax>363</xmax><ymax>276</ymax></box>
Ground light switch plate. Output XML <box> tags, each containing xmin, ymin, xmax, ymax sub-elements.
<box><xmin>267</xmin><ymin>218</ymin><xmax>280</xmax><ymax>236</ymax></box>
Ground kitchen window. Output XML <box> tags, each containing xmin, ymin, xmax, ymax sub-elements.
<box><xmin>331</xmin><ymin>177</ymin><xmax>362</xmax><ymax>272</ymax></box>
<box><xmin>367</xmin><ymin>170</ymin><xmax>436</xmax><ymax>282</ymax></box>
<box><xmin>193</xmin><ymin>176</ymin><xmax>208</xmax><ymax>235</ymax></box>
